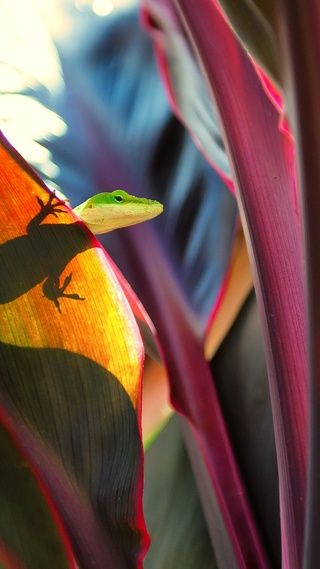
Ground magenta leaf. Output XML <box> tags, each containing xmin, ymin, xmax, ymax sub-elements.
<box><xmin>106</xmin><ymin>223</ymin><xmax>270</xmax><ymax>569</ymax></box>
<box><xmin>269</xmin><ymin>2</ymin><xmax>320</xmax><ymax>568</ymax></box>
<box><xmin>143</xmin><ymin>1</ymin><xmax>307</xmax><ymax>568</ymax></box>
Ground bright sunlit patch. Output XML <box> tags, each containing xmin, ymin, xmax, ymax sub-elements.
<box><xmin>92</xmin><ymin>0</ymin><xmax>113</xmax><ymax>16</ymax></box>
<box><xmin>0</xmin><ymin>0</ymin><xmax>67</xmax><ymax>190</ymax></box>
<box><xmin>0</xmin><ymin>63</ymin><xmax>27</xmax><ymax>93</ymax></box>
<box><xmin>0</xmin><ymin>0</ymin><xmax>64</xmax><ymax>92</ymax></box>
<box><xmin>0</xmin><ymin>93</ymin><xmax>67</xmax><ymax>179</ymax></box>
<box><xmin>74</xmin><ymin>0</ymin><xmax>92</xmax><ymax>11</ymax></box>
<box><xmin>0</xmin><ymin>95</ymin><xmax>67</xmax><ymax>140</ymax></box>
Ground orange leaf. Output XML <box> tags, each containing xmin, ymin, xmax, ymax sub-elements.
<box><xmin>0</xmin><ymin>131</ymin><xmax>143</xmax><ymax>409</ymax></box>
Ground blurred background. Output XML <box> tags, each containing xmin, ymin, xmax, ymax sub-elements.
<box><xmin>0</xmin><ymin>0</ymin><xmax>136</xmax><ymax>191</ymax></box>
<box><xmin>0</xmin><ymin>2</ymin><xmax>280</xmax><ymax>567</ymax></box>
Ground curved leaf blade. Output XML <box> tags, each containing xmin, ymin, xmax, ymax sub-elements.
<box><xmin>0</xmin><ymin>131</ymin><xmax>148</xmax><ymax>568</ymax></box>
<box><xmin>144</xmin><ymin>0</ymin><xmax>307</xmax><ymax>567</ymax></box>
<box><xmin>270</xmin><ymin>1</ymin><xmax>320</xmax><ymax>567</ymax></box>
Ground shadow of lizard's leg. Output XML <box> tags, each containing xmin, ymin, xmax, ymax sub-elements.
<box><xmin>42</xmin><ymin>273</ymin><xmax>85</xmax><ymax>313</ymax></box>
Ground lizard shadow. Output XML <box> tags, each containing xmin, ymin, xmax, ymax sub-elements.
<box><xmin>0</xmin><ymin>340</ymin><xmax>142</xmax><ymax>566</ymax></box>
<box><xmin>0</xmin><ymin>195</ymin><xmax>94</xmax><ymax>311</ymax></box>
<box><xmin>0</xmin><ymin>194</ymin><xmax>145</xmax><ymax>563</ymax></box>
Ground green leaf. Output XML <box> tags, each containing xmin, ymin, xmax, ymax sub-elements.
<box><xmin>0</xmin><ymin>415</ymin><xmax>75</xmax><ymax>569</ymax></box>
<box><xmin>144</xmin><ymin>414</ymin><xmax>217</xmax><ymax>569</ymax></box>
<box><xmin>215</xmin><ymin>0</ymin><xmax>281</xmax><ymax>89</ymax></box>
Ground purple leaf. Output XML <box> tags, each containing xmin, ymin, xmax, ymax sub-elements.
<box><xmin>270</xmin><ymin>2</ymin><xmax>320</xmax><ymax>567</ymax></box>
<box><xmin>106</xmin><ymin>223</ymin><xmax>270</xmax><ymax>569</ymax></box>
<box><xmin>143</xmin><ymin>0</ymin><xmax>308</xmax><ymax>567</ymax></box>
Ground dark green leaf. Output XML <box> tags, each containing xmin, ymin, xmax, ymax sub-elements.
<box><xmin>0</xmin><ymin>415</ymin><xmax>74</xmax><ymax>569</ymax></box>
<box><xmin>144</xmin><ymin>415</ymin><xmax>217</xmax><ymax>569</ymax></box>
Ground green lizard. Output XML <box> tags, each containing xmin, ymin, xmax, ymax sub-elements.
<box><xmin>0</xmin><ymin>191</ymin><xmax>163</xmax><ymax>312</ymax></box>
<box><xmin>73</xmin><ymin>189</ymin><xmax>163</xmax><ymax>234</ymax></box>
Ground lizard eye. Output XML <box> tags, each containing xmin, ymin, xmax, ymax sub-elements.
<box><xmin>114</xmin><ymin>194</ymin><xmax>124</xmax><ymax>203</ymax></box>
